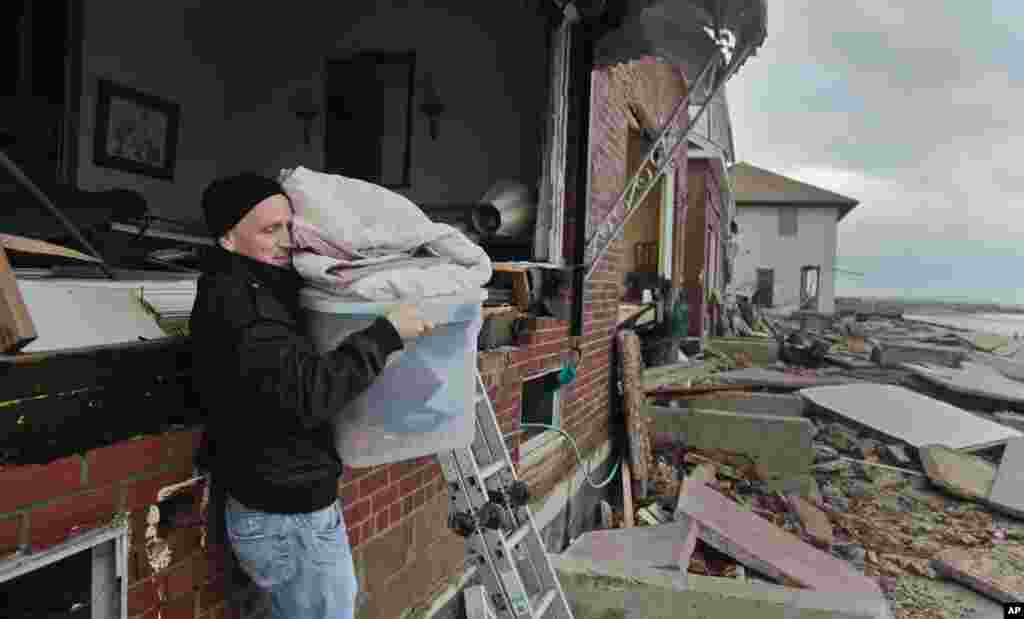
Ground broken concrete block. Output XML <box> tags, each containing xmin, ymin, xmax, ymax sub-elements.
<box><xmin>550</xmin><ymin>554</ymin><xmax>894</xmax><ymax>619</ymax></box>
<box><xmin>676</xmin><ymin>483</ymin><xmax>884</xmax><ymax>596</ymax></box>
<box><xmin>670</xmin><ymin>408</ymin><xmax>814</xmax><ymax>486</ymax></box>
<box><xmin>919</xmin><ymin>444</ymin><xmax>997</xmax><ymax>501</ymax></box>
<box><xmin>988</xmin><ymin>437</ymin><xmax>1024</xmax><ymax>519</ymax></box>
<box><xmin>673</xmin><ymin>392</ymin><xmax>807</xmax><ymax>417</ymax></box>
<box><xmin>870</xmin><ymin>341</ymin><xmax>967</xmax><ymax>368</ymax></box>
<box><xmin>931</xmin><ymin>545</ymin><xmax>1024</xmax><ymax>604</ymax></box>
<box><xmin>564</xmin><ymin>522</ymin><xmax>692</xmax><ymax>576</ymax></box>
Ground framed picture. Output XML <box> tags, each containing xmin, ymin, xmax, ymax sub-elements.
<box><xmin>93</xmin><ymin>79</ymin><xmax>180</xmax><ymax>180</ymax></box>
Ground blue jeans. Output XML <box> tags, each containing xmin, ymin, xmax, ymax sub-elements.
<box><xmin>224</xmin><ymin>495</ymin><xmax>358</xmax><ymax>619</ymax></box>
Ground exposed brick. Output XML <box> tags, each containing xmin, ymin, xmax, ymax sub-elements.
<box><xmin>166</xmin><ymin>552</ymin><xmax>211</xmax><ymax>598</ymax></box>
<box><xmin>343</xmin><ymin>497</ymin><xmax>370</xmax><ymax>527</ymax></box>
<box><xmin>0</xmin><ymin>455</ymin><xmax>82</xmax><ymax>513</ymax></box>
<box><xmin>413</xmin><ymin>487</ymin><xmax>427</xmax><ymax>510</ymax></box>
<box><xmin>165</xmin><ymin>428</ymin><xmax>204</xmax><ymax>475</ymax></box>
<box><xmin>0</xmin><ymin>514</ymin><xmax>22</xmax><ymax>554</ymax></box>
<box><xmin>87</xmin><ymin>436</ymin><xmax>167</xmax><ymax>489</ymax></box>
<box><xmin>399</xmin><ymin>473</ymin><xmax>421</xmax><ymax>498</ymax></box>
<box><xmin>123</xmin><ymin>469</ymin><xmax>192</xmax><ymax>514</ymax></box>
<box><xmin>376</xmin><ymin>509</ymin><xmax>389</xmax><ymax>533</ymax></box>
<box><xmin>159</xmin><ymin>591</ymin><xmax>197</xmax><ymax>619</ymax></box>
<box><xmin>372</xmin><ymin>483</ymin><xmax>399</xmax><ymax>514</ymax></box>
<box><xmin>389</xmin><ymin>503</ymin><xmax>401</xmax><ymax>525</ymax></box>
<box><xmin>27</xmin><ymin>485</ymin><xmax>118</xmax><ymax>550</ymax></box>
<box><xmin>128</xmin><ymin>576</ymin><xmax>160</xmax><ymax>616</ymax></box>
<box><xmin>198</xmin><ymin>570</ymin><xmax>227</xmax><ymax>614</ymax></box>
<box><xmin>358</xmin><ymin>468</ymin><xmax>390</xmax><ymax>498</ymax></box>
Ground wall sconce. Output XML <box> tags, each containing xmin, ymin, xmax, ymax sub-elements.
<box><xmin>418</xmin><ymin>72</ymin><xmax>445</xmax><ymax>141</ymax></box>
<box><xmin>288</xmin><ymin>87</ymin><xmax>321</xmax><ymax>148</ymax></box>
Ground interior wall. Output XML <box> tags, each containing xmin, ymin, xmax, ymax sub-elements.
<box><xmin>76</xmin><ymin>1</ymin><xmax>228</xmax><ymax>224</ymax></box>
<box><xmin>217</xmin><ymin>2</ymin><xmax>549</xmax><ymax>208</ymax></box>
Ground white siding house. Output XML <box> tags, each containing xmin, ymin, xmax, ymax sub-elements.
<box><xmin>728</xmin><ymin>163</ymin><xmax>859</xmax><ymax>315</ymax></box>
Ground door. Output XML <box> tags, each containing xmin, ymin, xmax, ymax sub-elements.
<box><xmin>755</xmin><ymin>268</ymin><xmax>774</xmax><ymax>307</ymax></box>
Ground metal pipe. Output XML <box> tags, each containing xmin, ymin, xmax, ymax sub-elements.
<box><xmin>0</xmin><ymin>150</ymin><xmax>115</xmax><ymax>279</ymax></box>
<box><xmin>570</xmin><ymin>19</ymin><xmax>595</xmax><ymax>339</ymax></box>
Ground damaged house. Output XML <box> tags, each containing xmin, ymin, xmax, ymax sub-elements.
<box><xmin>0</xmin><ymin>1</ymin><xmax>766</xmax><ymax>618</ymax></box>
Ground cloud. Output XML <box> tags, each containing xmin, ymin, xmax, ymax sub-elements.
<box><xmin>725</xmin><ymin>0</ymin><xmax>1024</xmax><ymax>261</ymax></box>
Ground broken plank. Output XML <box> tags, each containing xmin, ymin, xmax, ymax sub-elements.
<box><xmin>675</xmin><ymin>463</ymin><xmax>716</xmax><ymax>573</ymax></box>
<box><xmin>646</xmin><ymin>384</ymin><xmax>756</xmax><ymax>398</ymax></box>
<box><xmin>0</xmin><ymin>233</ymin><xmax>102</xmax><ymax>263</ymax></box>
<box><xmin>0</xmin><ymin>245</ymin><xmax>37</xmax><ymax>353</ymax></box>
<box><xmin>622</xmin><ymin>461</ymin><xmax>635</xmax><ymax>528</ymax></box>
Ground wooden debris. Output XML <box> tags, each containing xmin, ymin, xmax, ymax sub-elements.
<box><xmin>618</xmin><ymin>330</ymin><xmax>651</xmax><ymax>498</ymax></box>
<box><xmin>0</xmin><ymin>233</ymin><xmax>103</xmax><ymax>263</ymax></box>
<box><xmin>788</xmin><ymin>495</ymin><xmax>834</xmax><ymax>548</ymax></box>
<box><xmin>646</xmin><ymin>383</ymin><xmax>757</xmax><ymax>398</ymax></box>
<box><xmin>599</xmin><ymin>500</ymin><xmax>614</xmax><ymax>529</ymax></box>
<box><xmin>621</xmin><ymin>461</ymin><xmax>635</xmax><ymax>528</ymax></box>
<box><xmin>0</xmin><ymin>245</ymin><xmax>37</xmax><ymax>353</ymax></box>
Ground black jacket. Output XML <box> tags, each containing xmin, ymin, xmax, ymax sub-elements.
<box><xmin>189</xmin><ymin>247</ymin><xmax>403</xmax><ymax>514</ymax></box>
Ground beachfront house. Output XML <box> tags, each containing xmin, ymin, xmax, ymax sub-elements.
<box><xmin>729</xmin><ymin>162</ymin><xmax>859</xmax><ymax>315</ymax></box>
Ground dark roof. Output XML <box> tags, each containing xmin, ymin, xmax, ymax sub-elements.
<box><xmin>729</xmin><ymin>162</ymin><xmax>860</xmax><ymax>221</ymax></box>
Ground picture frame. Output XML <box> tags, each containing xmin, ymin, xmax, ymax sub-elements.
<box><xmin>92</xmin><ymin>79</ymin><xmax>180</xmax><ymax>181</ymax></box>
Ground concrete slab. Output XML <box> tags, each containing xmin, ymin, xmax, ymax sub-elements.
<box><xmin>919</xmin><ymin>444</ymin><xmax>997</xmax><ymax>501</ymax></box>
<box><xmin>550</xmin><ymin>554</ymin><xmax>894</xmax><ymax>619</ymax></box>
<box><xmin>668</xmin><ymin>392</ymin><xmax>806</xmax><ymax>417</ymax></box>
<box><xmin>643</xmin><ymin>362</ymin><xmax>712</xmax><ymax>391</ymax></box>
<box><xmin>713</xmin><ymin>368</ymin><xmax>863</xmax><ymax>390</ymax></box>
<box><xmin>677</xmin><ymin>483</ymin><xmax>884</xmax><ymax>597</ymax></box>
<box><xmin>825</xmin><ymin>352</ymin><xmax>877</xmax><ymax>370</ymax></box>
<box><xmin>932</xmin><ymin>545</ymin><xmax>1024</xmax><ymax>604</ymax></box>
<box><xmin>989</xmin><ymin>438</ymin><xmax>1024</xmax><ymax>519</ymax></box>
<box><xmin>971</xmin><ymin>352</ymin><xmax>1024</xmax><ymax>382</ymax></box>
<box><xmin>995</xmin><ymin>412</ymin><xmax>1024</xmax><ymax>433</ymax></box>
<box><xmin>902</xmin><ymin>361</ymin><xmax>1024</xmax><ymax>406</ymax></box>
<box><xmin>871</xmin><ymin>341</ymin><xmax>968</xmax><ymax>368</ymax></box>
<box><xmin>649</xmin><ymin>406</ymin><xmax>814</xmax><ymax>488</ymax></box>
<box><xmin>798</xmin><ymin>384</ymin><xmax>1023</xmax><ymax>451</ymax></box>
<box><xmin>564</xmin><ymin>523</ymin><xmax>691</xmax><ymax>575</ymax></box>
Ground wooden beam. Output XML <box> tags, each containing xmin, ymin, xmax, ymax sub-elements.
<box><xmin>0</xmin><ymin>245</ymin><xmax>37</xmax><ymax>353</ymax></box>
<box><xmin>621</xmin><ymin>461</ymin><xmax>635</xmax><ymax>528</ymax></box>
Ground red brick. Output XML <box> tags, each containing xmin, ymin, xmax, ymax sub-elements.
<box><xmin>399</xmin><ymin>473</ymin><xmax>421</xmax><ymax>498</ymax></box>
<box><xmin>358</xmin><ymin>468</ymin><xmax>389</xmax><ymax>497</ymax></box>
<box><xmin>28</xmin><ymin>485</ymin><xmax>118</xmax><ymax>550</ymax></box>
<box><xmin>389</xmin><ymin>503</ymin><xmax>401</xmax><ymax>524</ymax></box>
<box><xmin>199</xmin><ymin>570</ymin><xmax>227</xmax><ymax>613</ymax></box>
<box><xmin>371</xmin><ymin>483</ymin><xmax>399</xmax><ymax>513</ymax></box>
<box><xmin>0</xmin><ymin>455</ymin><xmax>82</xmax><ymax>513</ymax></box>
<box><xmin>123</xmin><ymin>469</ymin><xmax>191</xmax><ymax>513</ymax></box>
<box><xmin>166</xmin><ymin>552</ymin><xmax>210</xmax><ymax>598</ymax></box>
<box><xmin>343</xmin><ymin>498</ymin><xmax>370</xmax><ymax>526</ymax></box>
<box><xmin>87</xmin><ymin>436</ymin><xmax>167</xmax><ymax>488</ymax></box>
<box><xmin>360</xmin><ymin>519</ymin><xmax>375</xmax><ymax>542</ymax></box>
<box><xmin>159</xmin><ymin>591</ymin><xmax>197</xmax><ymax>619</ymax></box>
<box><xmin>165</xmin><ymin>429</ymin><xmax>204</xmax><ymax>475</ymax></box>
<box><xmin>0</xmin><ymin>515</ymin><xmax>22</xmax><ymax>554</ymax></box>
<box><xmin>402</xmin><ymin>495</ymin><xmax>414</xmax><ymax>516</ymax></box>
<box><xmin>128</xmin><ymin>576</ymin><xmax>161</xmax><ymax>616</ymax></box>
<box><xmin>375</xmin><ymin>509</ymin><xmax>389</xmax><ymax>533</ymax></box>
<box><xmin>391</xmin><ymin>459</ymin><xmax>418</xmax><ymax>484</ymax></box>
<box><xmin>347</xmin><ymin>522</ymin><xmax>364</xmax><ymax>548</ymax></box>
<box><xmin>413</xmin><ymin>488</ymin><xmax>426</xmax><ymax>510</ymax></box>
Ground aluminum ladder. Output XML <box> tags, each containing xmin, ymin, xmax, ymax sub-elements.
<box><xmin>436</xmin><ymin>370</ymin><xmax>574</xmax><ymax>619</ymax></box>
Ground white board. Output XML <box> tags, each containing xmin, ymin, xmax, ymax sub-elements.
<box><xmin>798</xmin><ymin>384</ymin><xmax>1022</xmax><ymax>451</ymax></box>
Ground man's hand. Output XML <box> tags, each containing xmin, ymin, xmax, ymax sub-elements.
<box><xmin>385</xmin><ymin>305</ymin><xmax>434</xmax><ymax>340</ymax></box>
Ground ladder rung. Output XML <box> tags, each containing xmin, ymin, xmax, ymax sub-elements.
<box><xmin>479</xmin><ymin>459</ymin><xmax>507</xmax><ymax>481</ymax></box>
<box><xmin>533</xmin><ymin>589</ymin><xmax>558</xmax><ymax>618</ymax></box>
<box><xmin>508</xmin><ymin>521</ymin><xmax>530</xmax><ymax>548</ymax></box>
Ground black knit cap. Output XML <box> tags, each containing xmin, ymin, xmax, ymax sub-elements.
<box><xmin>201</xmin><ymin>173</ymin><xmax>286</xmax><ymax>239</ymax></box>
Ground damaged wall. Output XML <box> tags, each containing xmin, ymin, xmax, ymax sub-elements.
<box><xmin>733</xmin><ymin>205</ymin><xmax>839</xmax><ymax>314</ymax></box>
<box><xmin>685</xmin><ymin>158</ymin><xmax>725</xmax><ymax>336</ymax></box>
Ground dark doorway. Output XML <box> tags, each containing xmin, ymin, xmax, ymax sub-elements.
<box><xmin>324</xmin><ymin>52</ymin><xmax>415</xmax><ymax>189</ymax></box>
<box><xmin>754</xmin><ymin>268</ymin><xmax>774</xmax><ymax>307</ymax></box>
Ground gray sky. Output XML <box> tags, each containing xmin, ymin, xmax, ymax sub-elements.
<box><xmin>727</xmin><ymin>0</ymin><xmax>1024</xmax><ymax>259</ymax></box>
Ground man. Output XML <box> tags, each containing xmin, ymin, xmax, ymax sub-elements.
<box><xmin>190</xmin><ymin>173</ymin><xmax>431</xmax><ymax>618</ymax></box>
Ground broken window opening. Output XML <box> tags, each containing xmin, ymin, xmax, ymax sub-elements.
<box><xmin>520</xmin><ymin>370</ymin><xmax>562</xmax><ymax>453</ymax></box>
<box><xmin>800</xmin><ymin>265</ymin><xmax>821</xmax><ymax>311</ymax></box>
<box><xmin>0</xmin><ymin>524</ymin><xmax>128</xmax><ymax>619</ymax></box>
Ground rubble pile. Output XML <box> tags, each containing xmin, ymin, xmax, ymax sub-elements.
<box><xmin>584</xmin><ymin>309</ymin><xmax>1024</xmax><ymax>618</ymax></box>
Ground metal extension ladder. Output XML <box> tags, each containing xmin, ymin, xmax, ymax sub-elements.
<box><xmin>435</xmin><ymin>371</ymin><xmax>574</xmax><ymax>619</ymax></box>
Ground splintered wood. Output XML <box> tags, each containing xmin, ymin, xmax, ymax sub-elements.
<box><xmin>617</xmin><ymin>330</ymin><xmax>651</xmax><ymax>499</ymax></box>
<box><xmin>0</xmin><ymin>245</ymin><xmax>37</xmax><ymax>353</ymax></box>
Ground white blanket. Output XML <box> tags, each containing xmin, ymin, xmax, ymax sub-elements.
<box><xmin>280</xmin><ymin>166</ymin><xmax>492</xmax><ymax>301</ymax></box>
